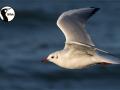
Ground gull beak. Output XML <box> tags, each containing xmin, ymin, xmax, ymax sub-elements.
<box><xmin>41</xmin><ymin>56</ymin><xmax>49</xmax><ymax>63</ymax></box>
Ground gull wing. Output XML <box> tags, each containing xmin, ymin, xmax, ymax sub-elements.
<box><xmin>57</xmin><ymin>7</ymin><xmax>99</xmax><ymax>46</ymax></box>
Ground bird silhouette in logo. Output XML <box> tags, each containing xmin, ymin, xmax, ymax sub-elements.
<box><xmin>1</xmin><ymin>8</ymin><xmax>8</xmax><ymax>22</ymax></box>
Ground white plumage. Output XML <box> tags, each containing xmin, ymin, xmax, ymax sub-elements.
<box><xmin>46</xmin><ymin>7</ymin><xmax>120</xmax><ymax>69</ymax></box>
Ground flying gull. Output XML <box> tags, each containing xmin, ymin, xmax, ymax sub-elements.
<box><xmin>42</xmin><ymin>7</ymin><xmax>120</xmax><ymax>69</ymax></box>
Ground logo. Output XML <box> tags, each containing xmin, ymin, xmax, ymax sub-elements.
<box><xmin>0</xmin><ymin>6</ymin><xmax>15</xmax><ymax>22</ymax></box>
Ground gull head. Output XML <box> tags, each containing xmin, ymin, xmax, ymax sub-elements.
<box><xmin>47</xmin><ymin>51</ymin><xmax>60</xmax><ymax>63</ymax></box>
<box><xmin>42</xmin><ymin>50</ymin><xmax>65</xmax><ymax>66</ymax></box>
<box><xmin>46</xmin><ymin>50</ymin><xmax>71</xmax><ymax>69</ymax></box>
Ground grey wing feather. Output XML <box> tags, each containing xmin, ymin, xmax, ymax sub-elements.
<box><xmin>57</xmin><ymin>7</ymin><xmax>99</xmax><ymax>46</ymax></box>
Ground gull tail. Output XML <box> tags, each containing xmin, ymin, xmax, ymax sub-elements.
<box><xmin>95</xmin><ymin>48</ymin><xmax>120</xmax><ymax>64</ymax></box>
<box><xmin>95</xmin><ymin>51</ymin><xmax>120</xmax><ymax>64</ymax></box>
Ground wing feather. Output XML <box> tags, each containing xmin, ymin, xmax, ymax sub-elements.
<box><xmin>57</xmin><ymin>7</ymin><xmax>99</xmax><ymax>46</ymax></box>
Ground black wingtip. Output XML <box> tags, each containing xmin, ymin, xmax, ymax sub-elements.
<box><xmin>90</xmin><ymin>7</ymin><xmax>100</xmax><ymax>15</ymax></box>
<box><xmin>90</xmin><ymin>7</ymin><xmax>100</xmax><ymax>11</ymax></box>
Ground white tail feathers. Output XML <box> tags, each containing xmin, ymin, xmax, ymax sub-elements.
<box><xmin>95</xmin><ymin>54</ymin><xmax>120</xmax><ymax>64</ymax></box>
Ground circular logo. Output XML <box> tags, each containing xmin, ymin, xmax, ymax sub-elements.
<box><xmin>0</xmin><ymin>6</ymin><xmax>15</xmax><ymax>22</ymax></box>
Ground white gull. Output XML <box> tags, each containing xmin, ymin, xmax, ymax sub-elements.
<box><xmin>44</xmin><ymin>7</ymin><xmax>120</xmax><ymax>69</ymax></box>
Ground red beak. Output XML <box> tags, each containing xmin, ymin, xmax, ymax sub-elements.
<box><xmin>41</xmin><ymin>56</ymin><xmax>48</xmax><ymax>63</ymax></box>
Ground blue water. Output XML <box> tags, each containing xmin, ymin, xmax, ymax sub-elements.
<box><xmin>0</xmin><ymin>0</ymin><xmax>120</xmax><ymax>90</ymax></box>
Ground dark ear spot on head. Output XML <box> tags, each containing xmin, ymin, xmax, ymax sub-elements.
<box><xmin>56</xmin><ymin>56</ymin><xmax>58</xmax><ymax>59</ymax></box>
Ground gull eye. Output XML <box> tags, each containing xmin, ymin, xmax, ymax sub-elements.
<box><xmin>51</xmin><ymin>56</ymin><xmax>54</xmax><ymax>59</ymax></box>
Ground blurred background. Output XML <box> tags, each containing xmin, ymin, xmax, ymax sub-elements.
<box><xmin>0</xmin><ymin>0</ymin><xmax>120</xmax><ymax>90</ymax></box>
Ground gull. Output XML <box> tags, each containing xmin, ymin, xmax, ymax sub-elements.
<box><xmin>43</xmin><ymin>7</ymin><xmax>120</xmax><ymax>69</ymax></box>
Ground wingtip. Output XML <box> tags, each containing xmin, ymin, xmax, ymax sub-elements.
<box><xmin>90</xmin><ymin>7</ymin><xmax>100</xmax><ymax>11</ymax></box>
<box><xmin>90</xmin><ymin>7</ymin><xmax>100</xmax><ymax>15</ymax></box>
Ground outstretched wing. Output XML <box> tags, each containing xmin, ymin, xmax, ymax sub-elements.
<box><xmin>57</xmin><ymin>7</ymin><xmax>99</xmax><ymax>46</ymax></box>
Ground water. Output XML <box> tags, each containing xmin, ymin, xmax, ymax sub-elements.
<box><xmin>0</xmin><ymin>0</ymin><xmax>120</xmax><ymax>90</ymax></box>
